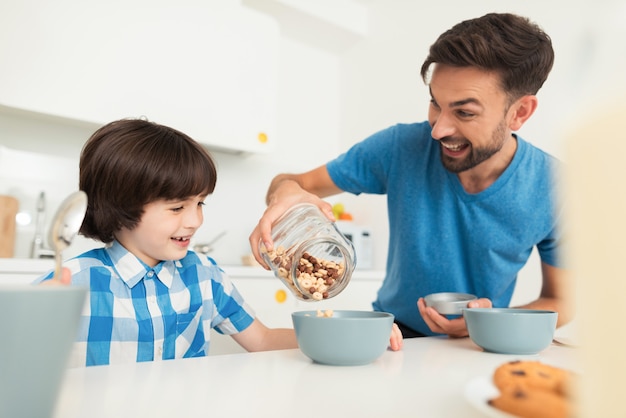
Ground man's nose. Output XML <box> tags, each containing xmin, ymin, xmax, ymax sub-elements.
<box><xmin>430</xmin><ymin>113</ymin><xmax>456</xmax><ymax>140</ymax></box>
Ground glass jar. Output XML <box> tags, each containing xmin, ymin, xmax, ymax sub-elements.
<box><xmin>260</xmin><ymin>203</ymin><xmax>356</xmax><ymax>302</ymax></box>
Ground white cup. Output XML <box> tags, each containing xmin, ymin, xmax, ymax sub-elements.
<box><xmin>0</xmin><ymin>285</ymin><xmax>86</xmax><ymax>418</ymax></box>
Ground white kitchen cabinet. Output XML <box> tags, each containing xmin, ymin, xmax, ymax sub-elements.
<box><xmin>0</xmin><ymin>1</ymin><xmax>279</xmax><ymax>154</ymax></box>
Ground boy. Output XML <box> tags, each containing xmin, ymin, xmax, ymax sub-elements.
<box><xmin>38</xmin><ymin>118</ymin><xmax>300</xmax><ymax>366</ymax></box>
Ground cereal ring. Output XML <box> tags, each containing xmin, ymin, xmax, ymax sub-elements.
<box><xmin>261</xmin><ymin>245</ymin><xmax>347</xmax><ymax>300</ymax></box>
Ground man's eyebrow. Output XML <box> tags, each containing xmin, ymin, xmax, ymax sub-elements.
<box><xmin>450</xmin><ymin>98</ymin><xmax>480</xmax><ymax>107</ymax></box>
<box><xmin>428</xmin><ymin>87</ymin><xmax>481</xmax><ymax>108</ymax></box>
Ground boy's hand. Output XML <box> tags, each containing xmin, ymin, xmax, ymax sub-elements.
<box><xmin>40</xmin><ymin>267</ymin><xmax>72</xmax><ymax>286</ymax></box>
<box><xmin>388</xmin><ymin>323</ymin><xmax>403</xmax><ymax>351</ymax></box>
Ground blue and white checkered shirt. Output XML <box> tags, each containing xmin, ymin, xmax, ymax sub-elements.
<box><xmin>37</xmin><ymin>241</ymin><xmax>255</xmax><ymax>367</ymax></box>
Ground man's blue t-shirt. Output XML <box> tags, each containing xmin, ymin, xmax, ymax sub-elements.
<box><xmin>326</xmin><ymin>122</ymin><xmax>562</xmax><ymax>336</ymax></box>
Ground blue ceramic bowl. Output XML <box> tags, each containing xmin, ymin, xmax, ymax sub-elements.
<box><xmin>464</xmin><ymin>308</ymin><xmax>557</xmax><ymax>355</ymax></box>
<box><xmin>292</xmin><ymin>310</ymin><xmax>394</xmax><ymax>366</ymax></box>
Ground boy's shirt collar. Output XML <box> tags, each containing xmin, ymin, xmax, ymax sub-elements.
<box><xmin>105</xmin><ymin>240</ymin><xmax>176</xmax><ymax>289</ymax></box>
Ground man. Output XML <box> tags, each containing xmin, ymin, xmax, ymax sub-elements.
<box><xmin>249</xmin><ymin>13</ymin><xmax>571</xmax><ymax>338</ymax></box>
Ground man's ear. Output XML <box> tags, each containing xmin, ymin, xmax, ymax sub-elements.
<box><xmin>508</xmin><ymin>95</ymin><xmax>538</xmax><ymax>131</ymax></box>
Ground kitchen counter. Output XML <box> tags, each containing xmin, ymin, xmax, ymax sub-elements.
<box><xmin>0</xmin><ymin>257</ymin><xmax>55</xmax><ymax>275</ymax></box>
<box><xmin>221</xmin><ymin>264</ymin><xmax>385</xmax><ymax>281</ymax></box>
<box><xmin>0</xmin><ymin>258</ymin><xmax>384</xmax><ymax>282</ymax></box>
<box><xmin>52</xmin><ymin>336</ymin><xmax>580</xmax><ymax>418</ymax></box>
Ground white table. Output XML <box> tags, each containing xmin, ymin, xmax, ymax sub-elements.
<box><xmin>53</xmin><ymin>336</ymin><xmax>579</xmax><ymax>418</ymax></box>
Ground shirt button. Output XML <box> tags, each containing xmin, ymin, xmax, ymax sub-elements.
<box><xmin>147</xmin><ymin>271</ymin><xmax>154</xmax><ymax>278</ymax></box>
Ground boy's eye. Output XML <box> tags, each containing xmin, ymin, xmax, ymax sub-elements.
<box><xmin>171</xmin><ymin>206</ymin><xmax>184</xmax><ymax>212</ymax></box>
<box><xmin>198</xmin><ymin>201</ymin><xmax>206</xmax><ymax>207</ymax></box>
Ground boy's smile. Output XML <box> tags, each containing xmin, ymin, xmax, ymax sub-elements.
<box><xmin>171</xmin><ymin>235</ymin><xmax>193</xmax><ymax>246</ymax></box>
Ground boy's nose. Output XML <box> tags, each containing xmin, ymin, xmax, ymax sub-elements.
<box><xmin>185</xmin><ymin>208</ymin><xmax>203</xmax><ymax>229</ymax></box>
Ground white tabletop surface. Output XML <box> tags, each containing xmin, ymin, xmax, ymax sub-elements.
<box><xmin>52</xmin><ymin>336</ymin><xmax>579</xmax><ymax>418</ymax></box>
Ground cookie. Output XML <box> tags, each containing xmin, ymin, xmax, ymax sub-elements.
<box><xmin>489</xmin><ymin>385</ymin><xmax>571</xmax><ymax>418</ymax></box>
<box><xmin>493</xmin><ymin>360</ymin><xmax>570</xmax><ymax>395</ymax></box>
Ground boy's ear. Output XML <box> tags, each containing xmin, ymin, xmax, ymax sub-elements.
<box><xmin>508</xmin><ymin>95</ymin><xmax>538</xmax><ymax>131</ymax></box>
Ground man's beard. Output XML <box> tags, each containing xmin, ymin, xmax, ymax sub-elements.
<box><xmin>439</xmin><ymin>121</ymin><xmax>507</xmax><ymax>173</ymax></box>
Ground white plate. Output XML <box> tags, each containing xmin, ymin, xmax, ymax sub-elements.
<box><xmin>552</xmin><ymin>336</ymin><xmax>580</xmax><ymax>348</ymax></box>
<box><xmin>464</xmin><ymin>376</ymin><xmax>517</xmax><ymax>418</ymax></box>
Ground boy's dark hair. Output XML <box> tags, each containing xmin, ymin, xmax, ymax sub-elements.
<box><xmin>420</xmin><ymin>13</ymin><xmax>554</xmax><ymax>101</ymax></box>
<box><xmin>79</xmin><ymin>118</ymin><xmax>217</xmax><ymax>243</ymax></box>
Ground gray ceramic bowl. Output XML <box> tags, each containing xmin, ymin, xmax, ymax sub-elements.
<box><xmin>464</xmin><ymin>308</ymin><xmax>557</xmax><ymax>354</ymax></box>
<box><xmin>424</xmin><ymin>292</ymin><xmax>477</xmax><ymax>315</ymax></box>
<box><xmin>292</xmin><ymin>310</ymin><xmax>394</xmax><ymax>366</ymax></box>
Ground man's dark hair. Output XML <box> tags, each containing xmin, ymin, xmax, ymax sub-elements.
<box><xmin>420</xmin><ymin>13</ymin><xmax>554</xmax><ymax>101</ymax></box>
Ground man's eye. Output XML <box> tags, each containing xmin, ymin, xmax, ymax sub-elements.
<box><xmin>198</xmin><ymin>201</ymin><xmax>206</xmax><ymax>207</ymax></box>
<box><xmin>457</xmin><ymin>110</ymin><xmax>474</xmax><ymax>118</ymax></box>
<box><xmin>171</xmin><ymin>206</ymin><xmax>184</xmax><ymax>212</ymax></box>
